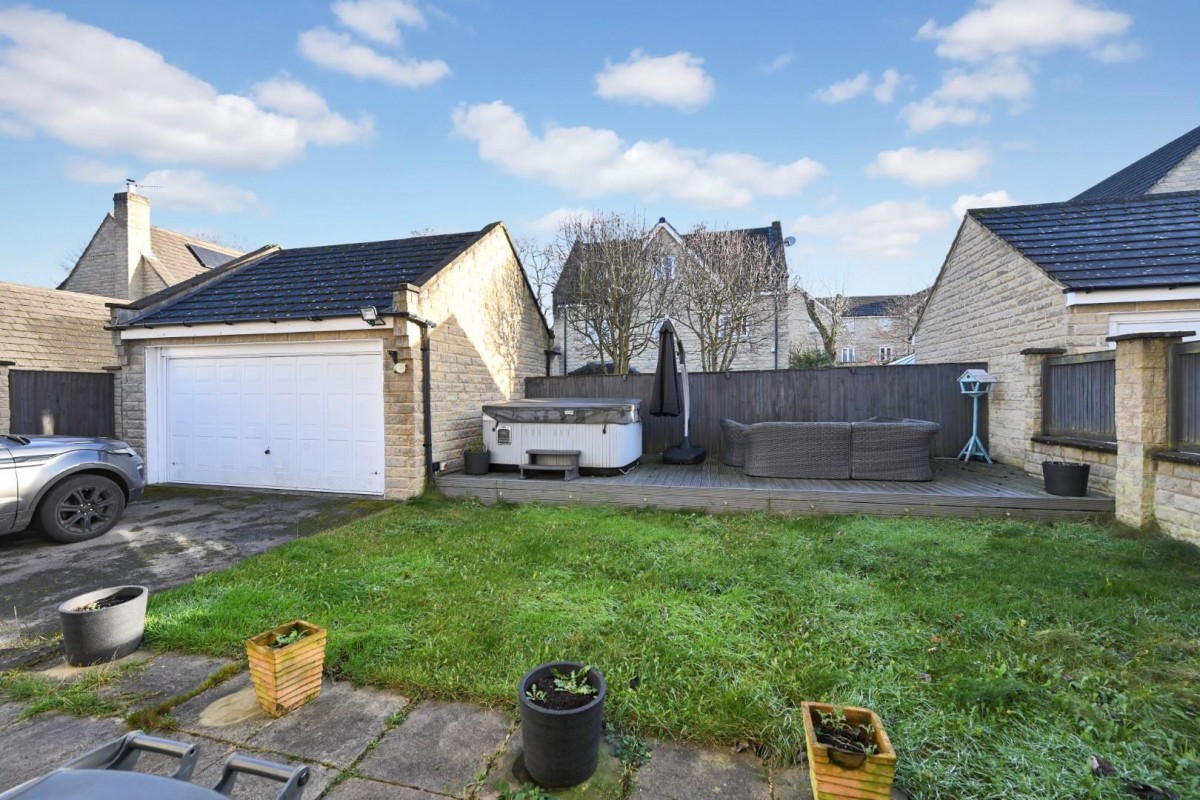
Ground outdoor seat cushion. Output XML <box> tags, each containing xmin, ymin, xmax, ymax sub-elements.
<box><xmin>850</xmin><ymin>419</ymin><xmax>940</xmax><ymax>481</ymax></box>
<box><xmin>743</xmin><ymin>422</ymin><xmax>851</xmax><ymax>479</ymax></box>
<box><xmin>721</xmin><ymin>418</ymin><xmax>748</xmax><ymax>466</ymax></box>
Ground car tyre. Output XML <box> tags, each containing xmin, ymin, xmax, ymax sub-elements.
<box><xmin>37</xmin><ymin>474</ymin><xmax>126</xmax><ymax>543</ymax></box>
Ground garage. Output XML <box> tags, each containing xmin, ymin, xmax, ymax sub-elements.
<box><xmin>146</xmin><ymin>342</ymin><xmax>384</xmax><ymax>495</ymax></box>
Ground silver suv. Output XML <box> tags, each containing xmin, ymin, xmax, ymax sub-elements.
<box><xmin>0</xmin><ymin>435</ymin><xmax>145</xmax><ymax>543</ymax></box>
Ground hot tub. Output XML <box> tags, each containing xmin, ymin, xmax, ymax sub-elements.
<box><xmin>482</xmin><ymin>398</ymin><xmax>642</xmax><ymax>473</ymax></box>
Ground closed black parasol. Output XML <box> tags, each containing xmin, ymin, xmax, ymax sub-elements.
<box><xmin>649</xmin><ymin>318</ymin><xmax>706</xmax><ymax>464</ymax></box>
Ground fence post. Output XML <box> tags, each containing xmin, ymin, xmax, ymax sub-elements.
<box><xmin>1107</xmin><ymin>331</ymin><xmax>1195</xmax><ymax>528</ymax></box>
<box><xmin>0</xmin><ymin>360</ymin><xmax>12</xmax><ymax>434</ymax></box>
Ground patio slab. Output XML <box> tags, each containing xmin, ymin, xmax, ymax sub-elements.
<box><xmin>0</xmin><ymin>713</ymin><xmax>126</xmax><ymax>791</ymax></box>
<box><xmin>356</xmin><ymin>701</ymin><xmax>512</xmax><ymax>795</ymax></box>
<box><xmin>247</xmin><ymin>679</ymin><xmax>409</xmax><ymax>768</ymax></box>
<box><xmin>770</xmin><ymin>765</ymin><xmax>816</xmax><ymax>800</ymax></box>
<box><xmin>0</xmin><ymin>701</ymin><xmax>27</xmax><ymax>729</ymax></box>
<box><xmin>98</xmin><ymin>653</ymin><xmax>236</xmax><ymax>710</ymax></box>
<box><xmin>324</xmin><ymin>777</ymin><xmax>446</xmax><ymax>799</ymax></box>
<box><xmin>192</xmin><ymin>748</ymin><xmax>339</xmax><ymax>800</ymax></box>
<box><xmin>482</xmin><ymin>726</ymin><xmax>624</xmax><ymax>799</ymax></box>
<box><xmin>36</xmin><ymin>649</ymin><xmax>154</xmax><ymax>682</ymax></box>
<box><xmin>172</xmin><ymin>671</ymin><xmax>274</xmax><ymax>745</ymax></box>
<box><xmin>632</xmin><ymin>741</ymin><xmax>769</xmax><ymax>800</ymax></box>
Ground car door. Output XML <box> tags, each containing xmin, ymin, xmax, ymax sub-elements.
<box><xmin>0</xmin><ymin>441</ymin><xmax>16</xmax><ymax>533</ymax></box>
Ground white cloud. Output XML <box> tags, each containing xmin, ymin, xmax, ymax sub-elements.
<box><xmin>867</xmin><ymin>146</ymin><xmax>991</xmax><ymax>187</ymax></box>
<box><xmin>594</xmin><ymin>50</ymin><xmax>715</xmax><ymax>112</ymax></box>
<box><xmin>873</xmin><ymin>68</ymin><xmax>902</xmax><ymax>103</ymax></box>
<box><xmin>1092</xmin><ymin>40</ymin><xmax>1142</xmax><ymax>63</ymax></box>
<box><xmin>66</xmin><ymin>162</ymin><xmax>258</xmax><ymax>214</ymax></box>
<box><xmin>917</xmin><ymin>0</ymin><xmax>1132</xmax><ymax>63</ymax></box>
<box><xmin>953</xmin><ymin>189</ymin><xmax>1018</xmax><ymax>218</ymax></box>
<box><xmin>0</xmin><ymin>8</ymin><xmax>370</xmax><ymax>170</ymax></box>
<box><xmin>332</xmin><ymin>0</ymin><xmax>425</xmax><ymax>45</ymax></box>
<box><xmin>761</xmin><ymin>52</ymin><xmax>793</xmax><ymax>74</ymax></box>
<box><xmin>530</xmin><ymin>207</ymin><xmax>594</xmax><ymax>235</ymax></box>
<box><xmin>451</xmin><ymin>101</ymin><xmax>825</xmax><ymax>209</ymax></box>
<box><xmin>251</xmin><ymin>77</ymin><xmax>375</xmax><ymax>145</ymax></box>
<box><xmin>900</xmin><ymin>99</ymin><xmax>992</xmax><ymax>134</ymax></box>
<box><xmin>298</xmin><ymin>27</ymin><xmax>450</xmax><ymax>87</ymax></box>
<box><xmin>813</xmin><ymin>72</ymin><xmax>871</xmax><ymax>104</ymax></box>
<box><xmin>793</xmin><ymin>200</ymin><xmax>952</xmax><ymax>260</ymax></box>
<box><xmin>934</xmin><ymin>57</ymin><xmax>1033</xmax><ymax>105</ymax></box>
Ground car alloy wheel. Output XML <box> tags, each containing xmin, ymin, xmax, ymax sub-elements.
<box><xmin>55</xmin><ymin>484</ymin><xmax>119</xmax><ymax>535</ymax></box>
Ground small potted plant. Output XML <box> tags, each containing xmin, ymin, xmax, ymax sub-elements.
<box><xmin>464</xmin><ymin>437</ymin><xmax>490</xmax><ymax>475</ymax></box>
<box><xmin>57</xmin><ymin>585</ymin><xmax>149</xmax><ymax>666</ymax></box>
<box><xmin>519</xmin><ymin>661</ymin><xmax>606</xmax><ymax>788</ymax></box>
<box><xmin>246</xmin><ymin>620</ymin><xmax>327</xmax><ymax>717</ymax></box>
<box><xmin>1042</xmin><ymin>461</ymin><xmax>1091</xmax><ymax>497</ymax></box>
<box><xmin>801</xmin><ymin>702</ymin><xmax>896</xmax><ymax>800</ymax></box>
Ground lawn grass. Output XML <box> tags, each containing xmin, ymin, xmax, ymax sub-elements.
<box><xmin>146</xmin><ymin>497</ymin><xmax>1200</xmax><ymax>799</ymax></box>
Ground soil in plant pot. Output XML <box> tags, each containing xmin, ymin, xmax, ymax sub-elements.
<box><xmin>814</xmin><ymin>715</ymin><xmax>877</xmax><ymax>756</ymax></box>
<box><xmin>269</xmin><ymin>627</ymin><xmax>310</xmax><ymax>649</ymax></box>
<box><xmin>525</xmin><ymin>677</ymin><xmax>597</xmax><ymax>711</ymax></box>
<box><xmin>74</xmin><ymin>593</ymin><xmax>136</xmax><ymax>612</ymax></box>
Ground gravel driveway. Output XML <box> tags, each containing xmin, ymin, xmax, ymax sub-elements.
<box><xmin>0</xmin><ymin>486</ymin><xmax>392</xmax><ymax>660</ymax></box>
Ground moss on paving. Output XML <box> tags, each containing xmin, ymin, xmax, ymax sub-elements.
<box><xmin>145</xmin><ymin>497</ymin><xmax>1200</xmax><ymax>800</ymax></box>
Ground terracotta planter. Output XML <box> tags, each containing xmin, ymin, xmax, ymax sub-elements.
<box><xmin>246</xmin><ymin>620</ymin><xmax>327</xmax><ymax>717</ymax></box>
<box><xmin>802</xmin><ymin>702</ymin><xmax>896</xmax><ymax>800</ymax></box>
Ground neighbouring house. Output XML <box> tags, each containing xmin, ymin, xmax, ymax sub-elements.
<box><xmin>552</xmin><ymin>218</ymin><xmax>791</xmax><ymax>374</ymax></box>
<box><xmin>788</xmin><ymin>291</ymin><xmax>926</xmax><ymax>365</ymax></box>
<box><xmin>0</xmin><ymin>282</ymin><xmax>121</xmax><ymax>436</ymax></box>
<box><xmin>108</xmin><ymin>222</ymin><xmax>551</xmax><ymax>499</ymax></box>
<box><xmin>914</xmin><ymin>123</ymin><xmax>1200</xmax><ymax>542</ymax></box>
<box><xmin>60</xmin><ymin>188</ymin><xmax>242</xmax><ymax>302</ymax></box>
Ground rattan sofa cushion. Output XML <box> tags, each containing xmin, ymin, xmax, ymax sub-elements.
<box><xmin>721</xmin><ymin>418</ymin><xmax>748</xmax><ymax>466</ymax></box>
<box><xmin>743</xmin><ymin>422</ymin><xmax>852</xmax><ymax>479</ymax></box>
<box><xmin>849</xmin><ymin>420</ymin><xmax>940</xmax><ymax>481</ymax></box>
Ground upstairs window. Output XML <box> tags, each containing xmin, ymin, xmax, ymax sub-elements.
<box><xmin>655</xmin><ymin>255</ymin><xmax>676</xmax><ymax>280</ymax></box>
<box><xmin>718</xmin><ymin>315</ymin><xmax>751</xmax><ymax>340</ymax></box>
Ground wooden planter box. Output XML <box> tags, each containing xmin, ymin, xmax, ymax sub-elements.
<box><xmin>802</xmin><ymin>702</ymin><xmax>896</xmax><ymax>800</ymax></box>
<box><xmin>246</xmin><ymin>620</ymin><xmax>327</xmax><ymax>717</ymax></box>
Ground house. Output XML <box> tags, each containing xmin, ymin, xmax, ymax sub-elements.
<box><xmin>60</xmin><ymin>188</ymin><xmax>242</xmax><ymax>302</ymax></box>
<box><xmin>108</xmin><ymin>222</ymin><xmax>551</xmax><ymax>500</ymax></box>
<box><xmin>552</xmin><ymin>218</ymin><xmax>791</xmax><ymax>374</ymax></box>
<box><xmin>0</xmin><ymin>282</ymin><xmax>121</xmax><ymax>436</ymax></box>
<box><xmin>788</xmin><ymin>291</ymin><xmax>926</xmax><ymax>365</ymax></box>
<box><xmin>914</xmin><ymin>123</ymin><xmax>1200</xmax><ymax>541</ymax></box>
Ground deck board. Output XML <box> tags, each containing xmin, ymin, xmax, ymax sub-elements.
<box><xmin>437</xmin><ymin>459</ymin><xmax>1113</xmax><ymax>521</ymax></box>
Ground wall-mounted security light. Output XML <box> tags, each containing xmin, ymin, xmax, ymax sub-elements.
<box><xmin>360</xmin><ymin>306</ymin><xmax>382</xmax><ymax>326</ymax></box>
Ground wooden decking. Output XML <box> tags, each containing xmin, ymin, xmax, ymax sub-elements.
<box><xmin>437</xmin><ymin>458</ymin><xmax>1114</xmax><ymax>520</ymax></box>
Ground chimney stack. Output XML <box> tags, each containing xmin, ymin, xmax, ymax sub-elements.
<box><xmin>112</xmin><ymin>190</ymin><xmax>152</xmax><ymax>299</ymax></box>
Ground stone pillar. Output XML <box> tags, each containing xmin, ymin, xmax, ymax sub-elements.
<box><xmin>0</xmin><ymin>360</ymin><xmax>13</xmax><ymax>434</ymax></box>
<box><xmin>1108</xmin><ymin>331</ymin><xmax>1194</xmax><ymax>528</ymax></box>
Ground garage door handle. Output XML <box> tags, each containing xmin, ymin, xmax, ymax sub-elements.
<box><xmin>264</xmin><ymin>448</ymin><xmax>270</xmax><ymax>455</ymax></box>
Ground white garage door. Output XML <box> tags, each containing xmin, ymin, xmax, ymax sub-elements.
<box><xmin>163</xmin><ymin>352</ymin><xmax>384</xmax><ymax>494</ymax></box>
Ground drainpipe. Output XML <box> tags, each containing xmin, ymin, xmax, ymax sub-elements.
<box><xmin>397</xmin><ymin>311</ymin><xmax>437</xmax><ymax>484</ymax></box>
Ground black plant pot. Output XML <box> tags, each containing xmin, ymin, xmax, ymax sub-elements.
<box><xmin>58</xmin><ymin>585</ymin><xmax>148</xmax><ymax>666</ymax></box>
<box><xmin>519</xmin><ymin>662</ymin><xmax>606</xmax><ymax>788</ymax></box>
<box><xmin>1042</xmin><ymin>461</ymin><xmax>1091</xmax><ymax>497</ymax></box>
<box><xmin>464</xmin><ymin>449</ymin><xmax>490</xmax><ymax>476</ymax></box>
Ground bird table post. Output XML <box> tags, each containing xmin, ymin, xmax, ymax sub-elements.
<box><xmin>956</xmin><ymin>369</ymin><xmax>997</xmax><ymax>464</ymax></box>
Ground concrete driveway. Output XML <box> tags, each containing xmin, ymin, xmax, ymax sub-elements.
<box><xmin>0</xmin><ymin>486</ymin><xmax>393</xmax><ymax>659</ymax></box>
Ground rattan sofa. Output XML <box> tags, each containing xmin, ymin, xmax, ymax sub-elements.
<box><xmin>726</xmin><ymin>417</ymin><xmax>940</xmax><ymax>481</ymax></box>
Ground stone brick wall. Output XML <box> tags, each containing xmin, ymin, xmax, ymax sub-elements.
<box><xmin>1154</xmin><ymin>459</ymin><xmax>1200</xmax><ymax>545</ymax></box>
<box><xmin>60</xmin><ymin>215</ymin><xmax>122</xmax><ymax>298</ymax></box>
<box><xmin>1148</xmin><ymin>146</ymin><xmax>1200</xmax><ymax>194</ymax></box>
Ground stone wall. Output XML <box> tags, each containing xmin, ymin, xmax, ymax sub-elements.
<box><xmin>1154</xmin><ymin>459</ymin><xmax>1200</xmax><ymax>545</ymax></box>
<box><xmin>1148</xmin><ymin>146</ymin><xmax>1200</xmax><ymax>194</ymax></box>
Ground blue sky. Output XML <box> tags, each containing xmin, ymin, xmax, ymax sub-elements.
<box><xmin>0</xmin><ymin>0</ymin><xmax>1197</xmax><ymax>294</ymax></box>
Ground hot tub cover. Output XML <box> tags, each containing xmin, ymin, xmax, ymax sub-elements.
<box><xmin>482</xmin><ymin>398</ymin><xmax>641</xmax><ymax>425</ymax></box>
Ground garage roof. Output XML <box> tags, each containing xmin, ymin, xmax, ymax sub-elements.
<box><xmin>122</xmin><ymin>225</ymin><xmax>493</xmax><ymax>326</ymax></box>
<box><xmin>970</xmin><ymin>191</ymin><xmax>1200</xmax><ymax>291</ymax></box>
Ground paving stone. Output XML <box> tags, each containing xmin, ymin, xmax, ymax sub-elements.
<box><xmin>324</xmin><ymin>777</ymin><xmax>444</xmax><ymax>799</ymax></box>
<box><xmin>247</xmin><ymin>680</ymin><xmax>409</xmax><ymax>768</ymax></box>
<box><xmin>632</xmin><ymin>741</ymin><xmax>769</xmax><ymax>800</ymax></box>
<box><xmin>482</xmin><ymin>726</ymin><xmax>624</xmax><ymax>799</ymax></box>
<box><xmin>36</xmin><ymin>650</ymin><xmax>154</xmax><ymax>682</ymax></box>
<box><xmin>0</xmin><ymin>713</ymin><xmax>126</xmax><ymax>791</ymax></box>
<box><xmin>124</xmin><ymin>730</ymin><xmax>231</xmax><ymax>781</ymax></box>
<box><xmin>100</xmin><ymin>653</ymin><xmax>236</xmax><ymax>711</ymax></box>
<box><xmin>173</xmin><ymin>671</ymin><xmax>273</xmax><ymax>745</ymax></box>
<box><xmin>357</xmin><ymin>701</ymin><xmax>512</xmax><ymax>795</ymax></box>
<box><xmin>770</xmin><ymin>765</ymin><xmax>815</xmax><ymax>800</ymax></box>
<box><xmin>0</xmin><ymin>701</ymin><xmax>27</xmax><ymax>729</ymax></box>
<box><xmin>192</xmin><ymin>748</ymin><xmax>339</xmax><ymax>800</ymax></box>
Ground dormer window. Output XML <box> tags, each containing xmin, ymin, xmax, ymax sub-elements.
<box><xmin>655</xmin><ymin>255</ymin><xmax>676</xmax><ymax>280</ymax></box>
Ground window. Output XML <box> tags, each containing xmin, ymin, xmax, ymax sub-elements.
<box><xmin>654</xmin><ymin>255</ymin><xmax>676</xmax><ymax>280</ymax></box>
<box><xmin>839</xmin><ymin>347</ymin><xmax>856</xmax><ymax>364</ymax></box>
<box><xmin>718</xmin><ymin>315</ymin><xmax>751</xmax><ymax>340</ymax></box>
<box><xmin>879</xmin><ymin>345</ymin><xmax>894</xmax><ymax>362</ymax></box>
<box><xmin>843</xmin><ymin>318</ymin><xmax>855</xmax><ymax>332</ymax></box>
<box><xmin>807</xmin><ymin>321</ymin><xmax>817</xmax><ymax>333</ymax></box>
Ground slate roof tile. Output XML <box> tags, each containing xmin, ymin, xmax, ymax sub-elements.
<box><xmin>1072</xmin><ymin>124</ymin><xmax>1200</xmax><ymax>202</ymax></box>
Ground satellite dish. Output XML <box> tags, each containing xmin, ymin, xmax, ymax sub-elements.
<box><xmin>783</xmin><ymin>236</ymin><xmax>797</xmax><ymax>247</ymax></box>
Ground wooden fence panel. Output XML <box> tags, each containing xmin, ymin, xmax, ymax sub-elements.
<box><xmin>526</xmin><ymin>363</ymin><xmax>987</xmax><ymax>458</ymax></box>
<box><xmin>8</xmin><ymin>370</ymin><xmax>115</xmax><ymax>437</ymax></box>
<box><xmin>1171</xmin><ymin>342</ymin><xmax>1200</xmax><ymax>453</ymax></box>
<box><xmin>1042</xmin><ymin>352</ymin><xmax>1116</xmax><ymax>443</ymax></box>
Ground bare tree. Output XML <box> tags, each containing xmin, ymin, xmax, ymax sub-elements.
<box><xmin>794</xmin><ymin>279</ymin><xmax>852</xmax><ymax>363</ymax></box>
<box><xmin>551</xmin><ymin>211</ymin><xmax>669</xmax><ymax>374</ymax></box>
<box><xmin>514</xmin><ymin>236</ymin><xmax>560</xmax><ymax>324</ymax></box>
<box><xmin>879</xmin><ymin>290</ymin><xmax>928</xmax><ymax>355</ymax></box>
<box><xmin>671</xmin><ymin>224</ymin><xmax>785</xmax><ymax>372</ymax></box>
